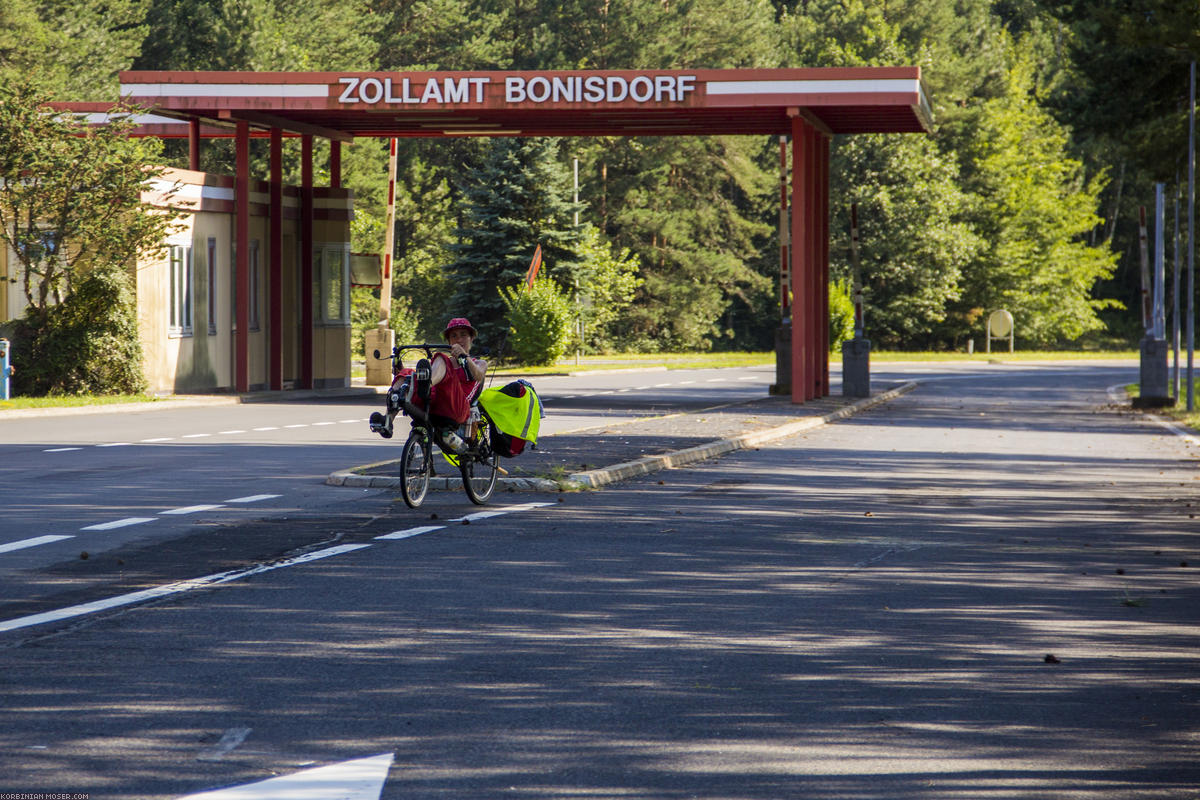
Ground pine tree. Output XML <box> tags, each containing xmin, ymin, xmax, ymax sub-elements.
<box><xmin>444</xmin><ymin>137</ymin><xmax>582</xmax><ymax>349</ymax></box>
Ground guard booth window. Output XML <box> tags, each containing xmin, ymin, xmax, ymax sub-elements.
<box><xmin>314</xmin><ymin>243</ymin><xmax>349</xmax><ymax>326</ymax></box>
<box><xmin>169</xmin><ymin>244</ymin><xmax>193</xmax><ymax>336</ymax></box>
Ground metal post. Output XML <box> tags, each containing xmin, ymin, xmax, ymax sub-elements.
<box><xmin>1189</xmin><ymin>62</ymin><xmax>1196</xmax><ymax>411</ymax></box>
<box><xmin>1174</xmin><ymin>178</ymin><xmax>1181</xmax><ymax>399</ymax></box>
<box><xmin>1155</xmin><ymin>184</ymin><xmax>1166</xmax><ymax>339</ymax></box>
<box><xmin>1139</xmin><ymin>206</ymin><xmax>1151</xmax><ymax>332</ymax></box>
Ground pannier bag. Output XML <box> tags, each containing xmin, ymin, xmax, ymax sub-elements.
<box><xmin>478</xmin><ymin>380</ymin><xmax>544</xmax><ymax>458</ymax></box>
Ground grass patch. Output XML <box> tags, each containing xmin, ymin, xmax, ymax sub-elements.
<box><xmin>870</xmin><ymin>350</ymin><xmax>1138</xmax><ymax>362</ymax></box>
<box><xmin>0</xmin><ymin>393</ymin><xmax>164</xmax><ymax>411</ymax></box>
<box><xmin>1130</xmin><ymin>377</ymin><xmax>1200</xmax><ymax>432</ymax></box>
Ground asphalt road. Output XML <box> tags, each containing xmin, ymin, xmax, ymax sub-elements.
<box><xmin>3</xmin><ymin>358</ymin><xmax>1199</xmax><ymax>799</ymax></box>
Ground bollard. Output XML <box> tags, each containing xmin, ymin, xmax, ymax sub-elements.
<box><xmin>1134</xmin><ymin>335</ymin><xmax>1171</xmax><ymax>408</ymax></box>
<box><xmin>841</xmin><ymin>337</ymin><xmax>870</xmax><ymax>398</ymax></box>
<box><xmin>0</xmin><ymin>338</ymin><xmax>12</xmax><ymax>401</ymax></box>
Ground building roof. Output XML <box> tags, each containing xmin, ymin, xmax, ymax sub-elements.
<box><xmin>103</xmin><ymin>67</ymin><xmax>932</xmax><ymax>141</ymax></box>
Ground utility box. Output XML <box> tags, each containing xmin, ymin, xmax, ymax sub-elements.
<box><xmin>364</xmin><ymin>327</ymin><xmax>395</xmax><ymax>387</ymax></box>
<box><xmin>842</xmin><ymin>337</ymin><xmax>870</xmax><ymax>398</ymax></box>
<box><xmin>1135</xmin><ymin>335</ymin><xmax>1171</xmax><ymax>408</ymax></box>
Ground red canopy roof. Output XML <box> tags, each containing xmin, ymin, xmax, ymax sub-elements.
<box><xmin>107</xmin><ymin>67</ymin><xmax>931</xmax><ymax>141</ymax></box>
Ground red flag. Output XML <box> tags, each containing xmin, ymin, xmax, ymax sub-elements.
<box><xmin>524</xmin><ymin>245</ymin><xmax>543</xmax><ymax>289</ymax></box>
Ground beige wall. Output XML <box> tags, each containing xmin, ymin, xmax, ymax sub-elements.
<box><xmin>3</xmin><ymin>169</ymin><xmax>353</xmax><ymax>395</ymax></box>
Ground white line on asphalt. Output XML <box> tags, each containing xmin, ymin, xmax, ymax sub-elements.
<box><xmin>654</xmin><ymin>383</ymin><xmax>672</xmax><ymax>387</ymax></box>
<box><xmin>140</xmin><ymin>437</ymin><xmax>175</xmax><ymax>443</ymax></box>
<box><xmin>375</xmin><ymin>525</ymin><xmax>445</xmax><ymax>540</ymax></box>
<box><xmin>253</xmin><ymin>426</ymin><xmax>279</xmax><ymax>432</ymax></box>
<box><xmin>0</xmin><ymin>535</ymin><xmax>74</xmax><ymax>555</ymax></box>
<box><xmin>737</xmin><ymin>376</ymin><xmax>758</xmax><ymax>381</ymax></box>
<box><xmin>177</xmin><ymin>752</ymin><xmax>393</xmax><ymax>800</ymax></box>
<box><xmin>43</xmin><ymin>447</ymin><xmax>82</xmax><ymax>452</ymax></box>
<box><xmin>182</xmin><ymin>433</ymin><xmax>211</xmax><ymax>439</ymax></box>
<box><xmin>339</xmin><ymin>419</ymin><xmax>362</xmax><ymax>424</ymax></box>
<box><xmin>563</xmin><ymin>395</ymin><xmax>577</xmax><ymax>399</ymax></box>
<box><xmin>617</xmin><ymin>388</ymin><xmax>632</xmax><ymax>392</ymax></box>
<box><xmin>0</xmin><ymin>543</ymin><xmax>371</xmax><ymax>634</ymax></box>
<box><xmin>679</xmin><ymin>380</ymin><xmax>697</xmax><ymax>385</ymax></box>
<box><xmin>81</xmin><ymin>517</ymin><xmax>157</xmax><ymax>531</ymax></box>
<box><xmin>284</xmin><ymin>424</ymin><xmax>309</xmax><ymax>428</ymax></box>
<box><xmin>218</xmin><ymin>430</ymin><xmax>247</xmax><ymax>435</ymax></box>
<box><xmin>313</xmin><ymin>421</ymin><xmax>336</xmax><ymax>426</ymax></box>
<box><xmin>96</xmin><ymin>442</ymin><xmax>131</xmax><ymax>447</ymax></box>
<box><xmin>225</xmin><ymin>494</ymin><xmax>282</xmax><ymax>503</ymax></box>
<box><xmin>161</xmin><ymin>504</ymin><xmax>226</xmax><ymax>516</ymax></box>
<box><xmin>706</xmin><ymin>378</ymin><xmax>726</xmax><ymax>382</ymax></box>
<box><xmin>446</xmin><ymin>501</ymin><xmax>556</xmax><ymax>523</ymax></box>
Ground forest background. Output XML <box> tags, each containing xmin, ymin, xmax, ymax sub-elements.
<box><xmin>1</xmin><ymin>0</ymin><xmax>1197</xmax><ymax>357</ymax></box>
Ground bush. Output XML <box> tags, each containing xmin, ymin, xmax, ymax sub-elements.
<box><xmin>11</xmin><ymin>263</ymin><xmax>147</xmax><ymax>396</ymax></box>
<box><xmin>499</xmin><ymin>280</ymin><xmax>574</xmax><ymax>366</ymax></box>
<box><xmin>829</xmin><ymin>279</ymin><xmax>856</xmax><ymax>351</ymax></box>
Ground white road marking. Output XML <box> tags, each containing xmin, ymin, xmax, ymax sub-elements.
<box><xmin>253</xmin><ymin>426</ymin><xmax>278</xmax><ymax>432</ymax></box>
<box><xmin>617</xmin><ymin>388</ymin><xmax>632</xmax><ymax>393</ymax></box>
<box><xmin>218</xmin><ymin>430</ymin><xmax>247</xmax><ymax>435</ymax></box>
<box><xmin>0</xmin><ymin>535</ymin><xmax>74</xmax><ymax>555</ymax></box>
<box><xmin>176</xmin><ymin>752</ymin><xmax>393</xmax><ymax>800</ymax></box>
<box><xmin>339</xmin><ymin>419</ymin><xmax>361</xmax><ymax>424</ymax></box>
<box><xmin>706</xmin><ymin>378</ymin><xmax>727</xmax><ymax>382</ymax></box>
<box><xmin>284</xmin><ymin>424</ymin><xmax>309</xmax><ymax>429</ymax></box>
<box><xmin>0</xmin><ymin>543</ymin><xmax>371</xmax><ymax>634</ymax></box>
<box><xmin>81</xmin><ymin>517</ymin><xmax>157</xmax><ymax>531</ymax></box>
<box><xmin>679</xmin><ymin>380</ymin><xmax>697</xmax><ymax>385</ymax></box>
<box><xmin>225</xmin><ymin>494</ymin><xmax>281</xmax><ymax>503</ymax></box>
<box><xmin>313</xmin><ymin>421</ymin><xmax>336</xmax><ymax>426</ymax></box>
<box><xmin>737</xmin><ymin>376</ymin><xmax>758</xmax><ymax>381</ymax></box>
<box><xmin>197</xmin><ymin>727</ymin><xmax>253</xmax><ymax>763</ymax></box>
<box><xmin>96</xmin><ymin>442</ymin><xmax>132</xmax><ymax>447</ymax></box>
<box><xmin>141</xmin><ymin>437</ymin><xmax>175</xmax><ymax>443</ymax></box>
<box><xmin>446</xmin><ymin>501</ymin><xmax>556</xmax><ymax>523</ymax></box>
<box><xmin>654</xmin><ymin>383</ymin><xmax>672</xmax><ymax>387</ymax></box>
<box><xmin>43</xmin><ymin>447</ymin><xmax>82</xmax><ymax>452</ymax></box>
<box><xmin>375</xmin><ymin>525</ymin><xmax>444</xmax><ymax>540</ymax></box>
<box><xmin>182</xmin><ymin>433</ymin><xmax>212</xmax><ymax>439</ymax></box>
<box><xmin>161</xmin><ymin>504</ymin><xmax>225</xmax><ymax>516</ymax></box>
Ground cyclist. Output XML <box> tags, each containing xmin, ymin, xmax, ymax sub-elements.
<box><xmin>408</xmin><ymin>317</ymin><xmax>488</xmax><ymax>453</ymax></box>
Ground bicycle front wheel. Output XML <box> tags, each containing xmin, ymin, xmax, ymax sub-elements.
<box><xmin>400</xmin><ymin>430</ymin><xmax>432</xmax><ymax>508</ymax></box>
<box><xmin>460</xmin><ymin>448</ymin><xmax>498</xmax><ymax>505</ymax></box>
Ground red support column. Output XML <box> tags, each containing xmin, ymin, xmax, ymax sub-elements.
<box><xmin>300</xmin><ymin>135</ymin><xmax>315</xmax><ymax>390</ymax></box>
<box><xmin>779</xmin><ymin>135</ymin><xmax>790</xmax><ymax>321</ymax></box>
<box><xmin>330</xmin><ymin>141</ymin><xmax>342</xmax><ymax>188</ymax></box>
<box><xmin>819</xmin><ymin>134</ymin><xmax>831</xmax><ymax>396</ymax></box>
<box><xmin>269</xmin><ymin>128</ymin><xmax>283</xmax><ymax>391</ymax></box>
<box><xmin>789</xmin><ymin>115</ymin><xmax>810</xmax><ymax>404</ymax></box>
<box><xmin>807</xmin><ymin>123</ymin><xmax>821</xmax><ymax>400</ymax></box>
<box><xmin>188</xmin><ymin>118</ymin><xmax>201</xmax><ymax>171</ymax></box>
<box><xmin>235</xmin><ymin>121</ymin><xmax>250</xmax><ymax>393</ymax></box>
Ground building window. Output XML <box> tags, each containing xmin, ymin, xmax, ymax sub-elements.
<box><xmin>169</xmin><ymin>244</ymin><xmax>193</xmax><ymax>336</ymax></box>
<box><xmin>314</xmin><ymin>243</ymin><xmax>349</xmax><ymax>326</ymax></box>
<box><xmin>249</xmin><ymin>239</ymin><xmax>261</xmax><ymax>331</ymax></box>
<box><xmin>207</xmin><ymin>237</ymin><xmax>217</xmax><ymax>335</ymax></box>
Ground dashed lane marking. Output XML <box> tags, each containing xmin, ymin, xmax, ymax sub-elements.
<box><xmin>43</xmin><ymin>447</ymin><xmax>82</xmax><ymax>452</ymax></box>
<box><xmin>0</xmin><ymin>543</ymin><xmax>371</xmax><ymax>634</ymax></box>
<box><xmin>81</xmin><ymin>517</ymin><xmax>157</xmax><ymax>531</ymax></box>
<box><xmin>375</xmin><ymin>525</ymin><xmax>444</xmax><ymax>540</ymax></box>
<box><xmin>0</xmin><ymin>535</ymin><xmax>74</xmax><ymax>555</ymax></box>
<box><xmin>225</xmin><ymin>494</ymin><xmax>282</xmax><ymax>503</ymax></box>
<box><xmin>161</xmin><ymin>504</ymin><xmax>226</xmax><ymax>516</ymax></box>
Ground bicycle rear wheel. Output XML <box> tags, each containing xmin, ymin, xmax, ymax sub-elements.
<box><xmin>460</xmin><ymin>442</ymin><xmax>498</xmax><ymax>505</ymax></box>
<box><xmin>400</xmin><ymin>429</ymin><xmax>432</xmax><ymax>508</ymax></box>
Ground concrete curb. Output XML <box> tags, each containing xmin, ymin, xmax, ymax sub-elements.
<box><xmin>326</xmin><ymin>382</ymin><xmax>917</xmax><ymax>493</ymax></box>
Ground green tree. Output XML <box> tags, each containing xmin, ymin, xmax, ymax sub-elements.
<box><xmin>445</xmin><ymin>137</ymin><xmax>582</xmax><ymax>348</ymax></box>
<box><xmin>573</xmin><ymin>223</ymin><xmax>642</xmax><ymax>352</ymax></box>
<box><xmin>500</xmin><ymin>279</ymin><xmax>574</xmax><ymax>365</ymax></box>
<box><xmin>0</xmin><ymin>81</ymin><xmax>178</xmax><ymax>395</ymax></box>
<box><xmin>956</xmin><ymin>53</ymin><xmax>1119</xmax><ymax>345</ymax></box>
